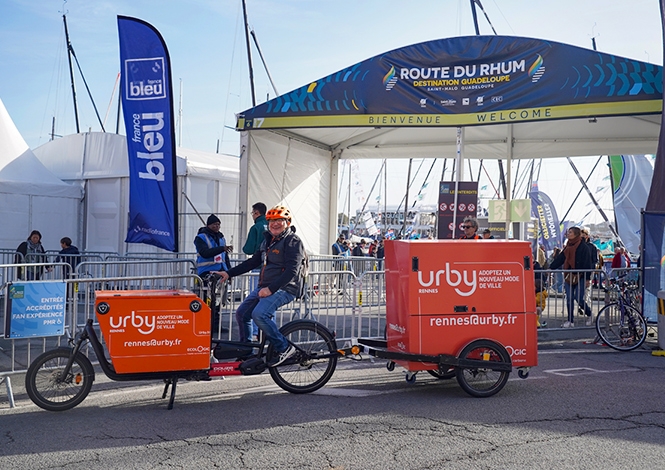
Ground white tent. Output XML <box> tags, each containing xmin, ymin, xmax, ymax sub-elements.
<box><xmin>236</xmin><ymin>36</ymin><xmax>662</xmax><ymax>253</ymax></box>
<box><xmin>33</xmin><ymin>132</ymin><xmax>240</xmax><ymax>254</ymax></box>
<box><xmin>0</xmin><ymin>97</ymin><xmax>81</xmax><ymax>251</ymax></box>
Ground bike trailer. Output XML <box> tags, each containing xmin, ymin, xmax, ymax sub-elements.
<box><xmin>95</xmin><ymin>290</ymin><xmax>211</xmax><ymax>373</ymax></box>
<box><xmin>385</xmin><ymin>239</ymin><xmax>538</xmax><ymax>372</ymax></box>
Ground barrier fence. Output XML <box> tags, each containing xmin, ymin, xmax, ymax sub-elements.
<box><xmin>0</xmin><ymin>256</ymin><xmax>648</xmax><ymax>408</ymax></box>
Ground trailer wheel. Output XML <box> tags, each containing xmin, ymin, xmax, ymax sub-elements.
<box><xmin>386</xmin><ymin>361</ymin><xmax>395</xmax><ymax>372</ymax></box>
<box><xmin>517</xmin><ymin>369</ymin><xmax>529</xmax><ymax>379</ymax></box>
<box><xmin>455</xmin><ymin>339</ymin><xmax>511</xmax><ymax>398</ymax></box>
<box><xmin>405</xmin><ymin>371</ymin><xmax>417</xmax><ymax>384</ymax></box>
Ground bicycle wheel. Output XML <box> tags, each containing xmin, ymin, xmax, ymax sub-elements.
<box><xmin>595</xmin><ymin>303</ymin><xmax>647</xmax><ymax>351</ymax></box>
<box><xmin>25</xmin><ymin>348</ymin><xmax>95</xmax><ymax>412</ymax></box>
<box><xmin>269</xmin><ymin>320</ymin><xmax>338</xmax><ymax>394</ymax></box>
<box><xmin>455</xmin><ymin>339</ymin><xmax>511</xmax><ymax>398</ymax></box>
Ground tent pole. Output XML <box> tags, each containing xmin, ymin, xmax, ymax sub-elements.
<box><xmin>401</xmin><ymin>158</ymin><xmax>413</xmax><ymax>237</ymax></box>
<box><xmin>452</xmin><ymin>127</ymin><xmax>464</xmax><ymax>239</ymax></box>
<box><xmin>505</xmin><ymin>124</ymin><xmax>513</xmax><ymax>238</ymax></box>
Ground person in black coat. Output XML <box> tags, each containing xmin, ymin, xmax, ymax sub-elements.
<box><xmin>549</xmin><ymin>226</ymin><xmax>593</xmax><ymax>328</ymax></box>
<box><xmin>15</xmin><ymin>230</ymin><xmax>49</xmax><ymax>280</ymax></box>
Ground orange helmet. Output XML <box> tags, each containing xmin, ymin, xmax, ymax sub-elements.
<box><xmin>265</xmin><ymin>205</ymin><xmax>292</xmax><ymax>223</ymax></box>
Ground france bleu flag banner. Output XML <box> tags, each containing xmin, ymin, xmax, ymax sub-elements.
<box><xmin>118</xmin><ymin>16</ymin><xmax>178</xmax><ymax>252</ymax></box>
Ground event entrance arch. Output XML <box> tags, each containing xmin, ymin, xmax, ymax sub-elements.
<box><xmin>235</xmin><ymin>35</ymin><xmax>662</xmax><ymax>254</ymax></box>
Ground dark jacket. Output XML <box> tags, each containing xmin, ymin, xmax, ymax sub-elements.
<box><xmin>242</xmin><ymin>215</ymin><xmax>268</xmax><ymax>255</ymax></box>
<box><xmin>194</xmin><ymin>227</ymin><xmax>230</xmax><ymax>275</ymax></box>
<box><xmin>57</xmin><ymin>245</ymin><xmax>80</xmax><ymax>273</ymax></box>
<box><xmin>549</xmin><ymin>240</ymin><xmax>593</xmax><ymax>279</ymax></box>
<box><xmin>16</xmin><ymin>240</ymin><xmax>47</xmax><ymax>280</ymax></box>
<box><xmin>226</xmin><ymin>226</ymin><xmax>304</xmax><ymax>296</ymax></box>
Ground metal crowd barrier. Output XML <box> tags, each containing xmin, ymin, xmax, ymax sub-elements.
<box><xmin>2</xmin><ymin>258</ymin><xmax>645</xmax><ymax>409</ymax></box>
<box><xmin>536</xmin><ymin>267</ymin><xmax>644</xmax><ymax>328</ymax></box>
<box><xmin>0</xmin><ymin>250</ymin><xmax>22</xmax><ymax>265</ymax></box>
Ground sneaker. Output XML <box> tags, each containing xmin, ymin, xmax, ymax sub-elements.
<box><xmin>585</xmin><ymin>316</ymin><xmax>594</xmax><ymax>326</ymax></box>
<box><xmin>268</xmin><ymin>345</ymin><xmax>296</xmax><ymax>367</ymax></box>
<box><xmin>562</xmin><ymin>321</ymin><xmax>574</xmax><ymax>328</ymax></box>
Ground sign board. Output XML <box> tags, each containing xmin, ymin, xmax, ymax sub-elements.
<box><xmin>5</xmin><ymin>281</ymin><xmax>67</xmax><ymax>338</ymax></box>
<box><xmin>488</xmin><ymin>199</ymin><xmax>532</xmax><ymax>223</ymax></box>
<box><xmin>511</xmin><ymin>199</ymin><xmax>531</xmax><ymax>222</ymax></box>
<box><xmin>488</xmin><ymin>200</ymin><xmax>507</xmax><ymax>222</ymax></box>
<box><xmin>437</xmin><ymin>181</ymin><xmax>479</xmax><ymax>239</ymax></box>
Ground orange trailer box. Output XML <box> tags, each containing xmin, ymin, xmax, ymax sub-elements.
<box><xmin>385</xmin><ymin>239</ymin><xmax>537</xmax><ymax>371</ymax></box>
<box><xmin>95</xmin><ymin>290</ymin><xmax>211</xmax><ymax>374</ymax></box>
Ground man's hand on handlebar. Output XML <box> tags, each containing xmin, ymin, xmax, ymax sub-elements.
<box><xmin>212</xmin><ymin>271</ymin><xmax>229</xmax><ymax>283</ymax></box>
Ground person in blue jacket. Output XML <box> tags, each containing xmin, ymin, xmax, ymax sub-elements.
<box><xmin>195</xmin><ymin>214</ymin><xmax>232</xmax><ymax>328</ymax></box>
<box><xmin>195</xmin><ymin>214</ymin><xmax>231</xmax><ymax>276</ymax></box>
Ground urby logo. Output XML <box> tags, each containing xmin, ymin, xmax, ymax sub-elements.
<box><xmin>110</xmin><ymin>310</ymin><xmax>156</xmax><ymax>335</ymax></box>
<box><xmin>529</xmin><ymin>54</ymin><xmax>545</xmax><ymax>83</ymax></box>
<box><xmin>125</xmin><ymin>57</ymin><xmax>167</xmax><ymax>100</ymax></box>
<box><xmin>383</xmin><ymin>65</ymin><xmax>398</xmax><ymax>91</ymax></box>
<box><xmin>417</xmin><ymin>262</ymin><xmax>477</xmax><ymax>296</ymax></box>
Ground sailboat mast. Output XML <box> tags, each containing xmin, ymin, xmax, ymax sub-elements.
<box><xmin>242</xmin><ymin>0</ymin><xmax>256</xmax><ymax>107</ymax></box>
<box><xmin>63</xmin><ymin>14</ymin><xmax>80</xmax><ymax>133</ymax></box>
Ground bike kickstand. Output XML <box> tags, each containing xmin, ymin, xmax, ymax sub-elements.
<box><xmin>167</xmin><ymin>376</ymin><xmax>178</xmax><ymax>410</ymax></box>
<box><xmin>162</xmin><ymin>379</ymin><xmax>170</xmax><ymax>399</ymax></box>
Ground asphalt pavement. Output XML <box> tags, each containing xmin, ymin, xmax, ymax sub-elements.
<box><xmin>1</xmin><ymin>328</ymin><xmax>664</xmax><ymax>469</ymax></box>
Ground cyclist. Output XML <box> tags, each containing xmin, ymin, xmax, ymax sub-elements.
<box><xmin>216</xmin><ymin>205</ymin><xmax>305</xmax><ymax>367</ymax></box>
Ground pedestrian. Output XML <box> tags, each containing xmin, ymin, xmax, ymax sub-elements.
<box><xmin>549</xmin><ymin>247</ymin><xmax>564</xmax><ymax>293</ymax></box>
<box><xmin>535</xmin><ymin>278</ymin><xmax>548</xmax><ymax>328</ymax></box>
<box><xmin>15</xmin><ymin>230</ymin><xmax>49</xmax><ymax>280</ymax></box>
<box><xmin>459</xmin><ymin>217</ymin><xmax>482</xmax><ymax>239</ymax></box>
<box><xmin>549</xmin><ymin>227</ymin><xmax>594</xmax><ymax>327</ymax></box>
<box><xmin>57</xmin><ymin>237</ymin><xmax>80</xmax><ymax>276</ymax></box>
<box><xmin>332</xmin><ymin>234</ymin><xmax>346</xmax><ymax>256</ymax></box>
<box><xmin>352</xmin><ymin>239</ymin><xmax>366</xmax><ymax>256</ymax></box>
<box><xmin>243</xmin><ymin>202</ymin><xmax>268</xmax><ymax>340</ymax></box>
<box><xmin>194</xmin><ymin>214</ymin><xmax>232</xmax><ymax>328</ymax></box>
<box><xmin>482</xmin><ymin>228</ymin><xmax>494</xmax><ymax>239</ymax></box>
<box><xmin>216</xmin><ymin>205</ymin><xmax>305</xmax><ymax>366</ymax></box>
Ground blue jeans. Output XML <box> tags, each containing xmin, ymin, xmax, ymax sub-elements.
<box><xmin>235</xmin><ymin>288</ymin><xmax>295</xmax><ymax>352</ymax></box>
<box><xmin>248</xmin><ymin>268</ymin><xmax>261</xmax><ymax>337</ymax></box>
<box><xmin>563</xmin><ymin>280</ymin><xmax>591</xmax><ymax>322</ymax></box>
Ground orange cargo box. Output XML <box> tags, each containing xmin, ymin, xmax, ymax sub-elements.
<box><xmin>95</xmin><ymin>290</ymin><xmax>211</xmax><ymax>374</ymax></box>
<box><xmin>385</xmin><ymin>239</ymin><xmax>537</xmax><ymax>370</ymax></box>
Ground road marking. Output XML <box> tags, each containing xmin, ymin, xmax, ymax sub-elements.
<box><xmin>543</xmin><ymin>367</ymin><xmax>640</xmax><ymax>377</ymax></box>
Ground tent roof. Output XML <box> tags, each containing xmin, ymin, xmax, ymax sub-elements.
<box><xmin>0</xmin><ymin>96</ymin><xmax>81</xmax><ymax>198</ymax></box>
<box><xmin>236</xmin><ymin>35</ymin><xmax>662</xmax><ymax>158</ymax></box>
<box><xmin>33</xmin><ymin>132</ymin><xmax>239</xmax><ymax>181</ymax></box>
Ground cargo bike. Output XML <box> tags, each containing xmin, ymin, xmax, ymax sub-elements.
<box><xmin>25</xmin><ymin>287</ymin><xmax>339</xmax><ymax>411</ymax></box>
<box><xmin>25</xmin><ymin>240</ymin><xmax>538</xmax><ymax>411</ymax></box>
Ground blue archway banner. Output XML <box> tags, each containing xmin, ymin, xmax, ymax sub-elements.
<box><xmin>237</xmin><ymin>36</ymin><xmax>662</xmax><ymax>130</ymax></box>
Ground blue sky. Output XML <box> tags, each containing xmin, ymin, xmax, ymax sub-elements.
<box><xmin>0</xmin><ymin>0</ymin><xmax>662</xmax><ymax>223</ymax></box>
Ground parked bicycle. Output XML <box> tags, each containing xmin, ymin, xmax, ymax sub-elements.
<box><xmin>594</xmin><ymin>279</ymin><xmax>646</xmax><ymax>351</ymax></box>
